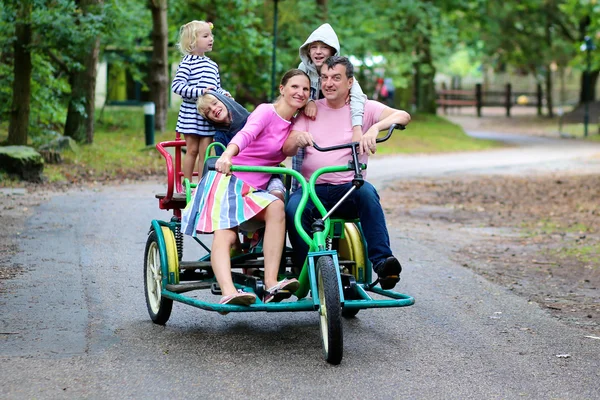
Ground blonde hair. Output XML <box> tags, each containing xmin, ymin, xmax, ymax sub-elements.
<box><xmin>197</xmin><ymin>93</ymin><xmax>218</xmax><ymax>118</ymax></box>
<box><xmin>176</xmin><ymin>20</ymin><xmax>212</xmax><ymax>55</ymax></box>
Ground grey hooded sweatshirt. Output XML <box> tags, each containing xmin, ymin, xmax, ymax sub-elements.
<box><xmin>298</xmin><ymin>23</ymin><xmax>366</xmax><ymax>127</ymax></box>
<box><xmin>209</xmin><ymin>91</ymin><xmax>250</xmax><ymax>156</ymax></box>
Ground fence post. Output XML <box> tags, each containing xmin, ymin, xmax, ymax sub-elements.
<box><xmin>475</xmin><ymin>83</ymin><xmax>482</xmax><ymax>117</ymax></box>
<box><xmin>505</xmin><ymin>83</ymin><xmax>512</xmax><ymax>117</ymax></box>
<box><xmin>536</xmin><ymin>83</ymin><xmax>543</xmax><ymax>116</ymax></box>
<box><xmin>144</xmin><ymin>102</ymin><xmax>155</xmax><ymax>146</ymax></box>
<box><xmin>441</xmin><ymin>82</ymin><xmax>448</xmax><ymax>115</ymax></box>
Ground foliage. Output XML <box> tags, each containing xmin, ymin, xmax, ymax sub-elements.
<box><xmin>2</xmin><ymin>0</ymin><xmax>598</xmax><ymax>146</ymax></box>
<box><xmin>375</xmin><ymin>113</ymin><xmax>502</xmax><ymax>155</ymax></box>
<box><xmin>0</xmin><ymin>0</ymin><xmax>152</xmax><ymax>145</ymax></box>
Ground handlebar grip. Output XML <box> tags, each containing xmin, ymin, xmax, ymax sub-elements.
<box><xmin>313</xmin><ymin>123</ymin><xmax>406</xmax><ymax>152</ymax></box>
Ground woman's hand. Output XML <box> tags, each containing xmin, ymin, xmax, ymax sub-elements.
<box><xmin>215</xmin><ymin>154</ymin><xmax>233</xmax><ymax>175</ymax></box>
<box><xmin>303</xmin><ymin>101</ymin><xmax>317</xmax><ymax>120</ymax></box>
<box><xmin>295</xmin><ymin>131</ymin><xmax>314</xmax><ymax>149</ymax></box>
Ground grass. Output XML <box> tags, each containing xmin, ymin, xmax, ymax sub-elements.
<box><xmin>376</xmin><ymin>113</ymin><xmax>502</xmax><ymax>155</ymax></box>
<box><xmin>0</xmin><ymin>107</ymin><xmax>179</xmax><ymax>185</ymax></box>
<box><xmin>42</xmin><ymin>107</ymin><xmax>180</xmax><ymax>182</ymax></box>
<box><xmin>551</xmin><ymin>123</ymin><xmax>600</xmax><ymax>140</ymax></box>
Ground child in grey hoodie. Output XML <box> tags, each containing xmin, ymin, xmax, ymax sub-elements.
<box><xmin>293</xmin><ymin>23</ymin><xmax>367</xmax><ymax>189</ymax></box>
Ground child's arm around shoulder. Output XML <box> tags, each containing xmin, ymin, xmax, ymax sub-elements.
<box><xmin>349</xmin><ymin>79</ymin><xmax>367</xmax><ymax>127</ymax></box>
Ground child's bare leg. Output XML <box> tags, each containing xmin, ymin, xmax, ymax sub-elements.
<box><xmin>257</xmin><ymin>200</ymin><xmax>286</xmax><ymax>289</ymax></box>
<box><xmin>197</xmin><ymin>136</ymin><xmax>213</xmax><ymax>178</ymax></box>
<box><xmin>183</xmin><ymin>134</ymin><xmax>200</xmax><ymax>182</ymax></box>
<box><xmin>212</xmin><ymin>228</ymin><xmax>240</xmax><ymax>296</ymax></box>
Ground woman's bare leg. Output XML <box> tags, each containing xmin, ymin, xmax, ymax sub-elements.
<box><xmin>256</xmin><ymin>200</ymin><xmax>286</xmax><ymax>289</ymax></box>
<box><xmin>212</xmin><ymin>228</ymin><xmax>240</xmax><ymax>296</ymax></box>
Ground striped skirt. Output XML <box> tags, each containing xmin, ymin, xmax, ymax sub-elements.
<box><xmin>181</xmin><ymin>171</ymin><xmax>278</xmax><ymax>235</ymax></box>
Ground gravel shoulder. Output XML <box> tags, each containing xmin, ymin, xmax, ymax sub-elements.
<box><xmin>380</xmin><ymin>173</ymin><xmax>600</xmax><ymax>334</ymax></box>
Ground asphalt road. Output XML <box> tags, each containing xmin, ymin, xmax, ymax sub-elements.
<box><xmin>1</xmin><ymin>132</ymin><xmax>600</xmax><ymax>399</ymax></box>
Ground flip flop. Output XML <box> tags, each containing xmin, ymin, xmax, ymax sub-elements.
<box><xmin>264</xmin><ymin>279</ymin><xmax>299</xmax><ymax>303</ymax></box>
<box><xmin>266</xmin><ymin>278</ymin><xmax>299</xmax><ymax>293</ymax></box>
<box><xmin>219</xmin><ymin>290</ymin><xmax>257</xmax><ymax>309</ymax></box>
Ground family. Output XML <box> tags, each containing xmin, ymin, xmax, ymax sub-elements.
<box><xmin>172</xmin><ymin>21</ymin><xmax>411</xmax><ymax>307</ymax></box>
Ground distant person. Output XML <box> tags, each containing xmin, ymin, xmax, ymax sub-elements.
<box><xmin>283</xmin><ymin>56</ymin><xmax>411</xmax><ymax>290</ymax></box>
<box><xmin>172</xmin><ymin>20</ymin><xmax>231</xmax><ymax>183</ymax></box>
<box><xmin>373</xmin><ymin>77</ymin><xmax>384</xmax><ymax>100</ymax></box>
<box><xmin>384</xmin><ymin>78</ymin><xmax>395</xmax><ymax>106</ymax></box>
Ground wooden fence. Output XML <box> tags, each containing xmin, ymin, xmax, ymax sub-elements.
<box><xmin>437</xmin><ymin>83</ymin><xmax>543</xmax><ymax>117</ymax></box>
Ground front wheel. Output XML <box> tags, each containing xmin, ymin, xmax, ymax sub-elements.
<box><xmin>144</xmin><ymin>229</ymin><xmax>174</xmax><ymax>325</ymax></box>
<box><xmin>316</xmin><ymin>256</ymin><xmax>343</xmax><ymax>365</ymax></box>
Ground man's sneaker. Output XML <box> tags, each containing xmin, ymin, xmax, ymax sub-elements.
<box><xmin>374</xmin><ymin>256</ymin><xmax>402</xmax><ymax>290</ymax></box>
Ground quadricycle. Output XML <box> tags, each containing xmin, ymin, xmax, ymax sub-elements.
<box><xmin>146</xmin><ymin>123</ymin><xmax>414</xmax><ymax>364</ymax></box>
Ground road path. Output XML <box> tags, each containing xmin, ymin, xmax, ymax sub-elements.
<box><xmin>1</xmin><ymin>132</ymin><xmax>599</xmax><ymax>399</ymax></box>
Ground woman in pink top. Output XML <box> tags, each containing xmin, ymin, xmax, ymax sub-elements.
<box><xmin>182</xmin><ymin>69</ymin><xmax>310</xmax><ymax>307</ymax></box>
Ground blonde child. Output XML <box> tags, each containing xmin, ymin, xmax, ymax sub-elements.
<box><xmin>172</xmin><ymin>20</ymin><xmax>230</xmax><ymax>183</ymax></box>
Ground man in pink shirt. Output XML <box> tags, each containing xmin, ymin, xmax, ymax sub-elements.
<box><xmin>283</xmin><ymin>56</ymin><xmax>411</xmax><ymax>290</ymax></box>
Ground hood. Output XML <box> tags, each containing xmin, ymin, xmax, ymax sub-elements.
<box><xmin>210</xmin><ymin>92</ymin><xmax>250</xmax><ymax>136</ymax></box>
<box><xmin>299</xmin><ymin>23</ymin><xmax>340</xmax><ymax>71</ymax></box>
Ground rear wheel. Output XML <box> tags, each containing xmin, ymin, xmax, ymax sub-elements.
<box><xmin>337</xmin><ymin>222</ymin><xmax>367</xmax><ymax>283</ymax></box>
<box><xmin>338</xmin><ymin>223</ymin><xmax>365</xmax><ymax>318</ymax></box>
<box><xmin>144</xmin><ymin>229</ymin><xmax>174</xmax><ymax>324</ymax></box>
<box><xmin>316</xmin><ymin>255</ymin><xmax>343</xmax><ymax>365</ymax></box>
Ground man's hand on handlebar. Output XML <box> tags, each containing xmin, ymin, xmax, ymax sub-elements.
<box><xmin>358</xmin><ymin>126</ymin><xmax>380</xmax><ymax>155</ymax></box>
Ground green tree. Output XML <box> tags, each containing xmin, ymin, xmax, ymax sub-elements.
<box><xmin>64</xmin><ymin>0</ymin><xmax>104</xmax><ymax>143</ymax></box>
<box><xmin>148</xmin><ymin>0</ymin><xmax>168</xmax><ymax>132</ymax></box>
<box><xmin>7</xmin><ymin>0</ymin><xmax>32</xmax><ymax>145</ymax></box>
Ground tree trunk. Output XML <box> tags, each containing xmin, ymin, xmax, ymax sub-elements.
<box><xmin>544</xmin><ymin>15</ymin><xmax>553</xmax><ymax>118</ymax></box>
<box><xmin>64</xmin><ymin>0</ymin><xmax>103</xmax><ymax>144</ymax></box>
<box><xmin>416</xmin><ymin>36</ymin><xmax>437</xmax><ymax>114</ymax></box>
<box><xmin>8</xmin><ymin>1</ymin><xmax>33</xmax><ymax>146</ymax></box>
<box><xmin>316</xmin><ymin>0</ymin><xmax>327</xmax><ymax>20</ymax></box>
<box><xmin>545</xmin><ymin>67</ymin><xmax>554</xmax><ymax>118</ymax></box>
<box><xmin>577</xmin><ymin>15</ymin><xmax>597</xmax><ymax>105</ymax></box>
<box><xmin>148</xmin><ymin>0</ymin><xmax>169</xmax><ymax>133</ymax></box>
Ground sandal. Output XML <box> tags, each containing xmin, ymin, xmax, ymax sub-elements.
<box><xmin>219</xmin><ymin>290</ymin><xmax>257</xmax><ymax>306</ymax></box>
<box><xmin>264</xmin><ymin>278</ymin><xmax>299</xmax><ymax>303</ymax></box>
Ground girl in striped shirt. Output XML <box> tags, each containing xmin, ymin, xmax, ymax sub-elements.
<box><xmin>172</xmin><ymin>20</ymin><xmax>231</xmax><ymax>183</ymax></box>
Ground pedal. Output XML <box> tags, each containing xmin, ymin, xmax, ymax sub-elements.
<box><xmin>210</xmin><ymin>282</ymin><xmax>222</xmax><ymax>295</ymax></box>
<box><xmin>231</xmin><ymin>272</ymin><xmax>265</xmax><ymax>298</ymax></box>
<box><xmin>341</xmin><ymin>273</ymin><xmax>358</xmax><ymax>299</ymax></box>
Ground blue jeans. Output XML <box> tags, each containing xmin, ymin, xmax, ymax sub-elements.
<box><xmin>285</xmin><ymin>182</ymin><xmax>393</xmax><ymax>269</ymax></box>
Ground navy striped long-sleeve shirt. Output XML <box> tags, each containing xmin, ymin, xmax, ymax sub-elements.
<box><xmin>172</xmin><ymin>55</ymin><xmax>229</xmax><ymax>136</ymax></box>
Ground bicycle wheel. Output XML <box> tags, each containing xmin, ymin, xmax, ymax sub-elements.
<box><xmin>144</xmin><ymin>229</ymin><xmax>174</xmax><ymax>325</ymax></box>
<box><xmin>316</xmin><ymin>255</ymin><xmax>343</xmax><ymax>365</ymax></box>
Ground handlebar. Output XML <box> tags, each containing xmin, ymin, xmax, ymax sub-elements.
<box><xmin>312</xmin><ymin>123</ymin><xmax>405</xmax><ymax>152</ymax></box>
